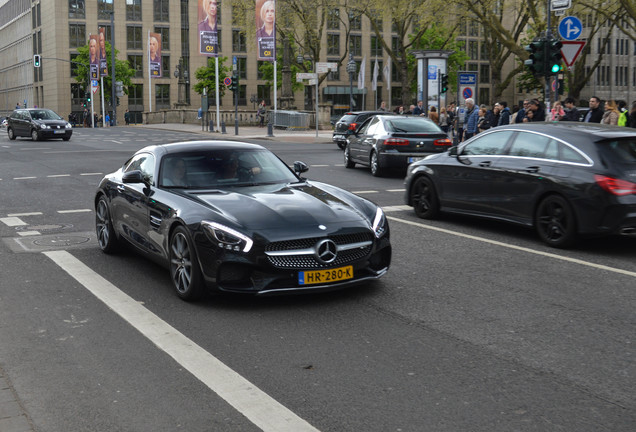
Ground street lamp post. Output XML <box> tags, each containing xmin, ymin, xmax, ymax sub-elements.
<box><xmin>173</xmin><ymin>57</ymin><xmax>189</xmax><ymax>106</ymax></box>
<box><xmin>347</xmin><ymin>53</ymin><xmax>356</xmax><ymax>111</ymax></box>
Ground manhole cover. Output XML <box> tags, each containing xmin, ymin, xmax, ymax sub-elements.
<box><xmin>16</xmin><ymin>223</ymin><xmax>74</xmax><ymax>232</ymax></box>
<box><xmin>33</xmin><ymin>235</ymin><xmax>91</xmax><ymax>247</ymax></box>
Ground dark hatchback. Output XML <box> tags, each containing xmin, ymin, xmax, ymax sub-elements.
<box><xmin>332</xmin><ymin>111</ymin><xmax>391</xmax><ymax>149</ymax></box>
<box><xmin>344</xmin><ymin>115</ymin><xmax>452</xmax><ymax>176</ymax></box>
<box><xmin>404</xmin><ymin>123</ymin><xmax>636</xmax><ymax>247</ymax></box>
<box><xmin>7</xmin><ymin>108</ymin><xmax>72</xmax><ymax>141</ymax></box>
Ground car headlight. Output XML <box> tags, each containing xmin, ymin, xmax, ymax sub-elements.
<box><xmin>202</xmin><ymin>221</ymin><xmax>253</xmax><ymax>253</ymax></box>
<box><xmin>372</xmin><ymin>207</ymin><xmax>388</xmax><ymax>238</ymax></box>
<box><xmin>66</xmin><ymin>122</ymin><xmax>72</xmax><ymax>128</ymax></box>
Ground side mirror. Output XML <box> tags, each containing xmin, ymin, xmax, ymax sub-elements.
<box><xmin>449</xmin><ymin>146</ymin><xmax>459</xmax><ymax>157</ymax></box>
<box><xmin>293</xmin><ymin>161</ymin><xmax>309</xmax><ymax>176</ymax></box>
<box><xmin>122</xmin><ymin>170</ymin><xmax>146</xmax><ymax>184</ymax></box>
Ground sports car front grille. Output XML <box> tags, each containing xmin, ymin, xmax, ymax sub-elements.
<box><xmin>265</xmin><ymin>232</ymin><xmax>373</xmax><ymax>269</ymax></box>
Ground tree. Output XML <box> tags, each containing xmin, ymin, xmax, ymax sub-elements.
<box><xmin>193</xmin><ymin>56</ymin><xmax>231</xmax><ymax>100</ymax></box>
<box><xmin>74</xmin><ymin>42</ymin><xmax>135</xmax><ymax>108</ymax></box>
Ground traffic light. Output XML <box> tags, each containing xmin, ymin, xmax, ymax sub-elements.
<box><xmin>229</xmin><ymin>74</ymin><xmax>239</xmax><ymax>93</ymax></box>
<box><xmin>33</xmin><ymin>54</ymin><xmax>41</xmax><ymax>68</ymax></box>
<box><xmin>547</xmin><ymin>38</ymin><xmax>563</xmax><ymax>75</ymax></box>
<box><xmin>440</xmin><ymin>74</ymin><xmax>449</xmax><ymax>94</ymax></box>
<box><xmin>85</xmin><ymin>91</ymin><xmax>91</xmax><ymax>104</ymax></box>
<box><xmin>524</xmin><ymin>38</ymin><xmax>546</xmax><ymax>76</ymax></box>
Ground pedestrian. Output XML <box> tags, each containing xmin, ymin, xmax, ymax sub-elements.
<box><xmin>515</xmin><ymin>100</ymin><xmax>529</xmax><ymax>123</ymax></box>
<box><xmin>197</xmin><ymin>107</ymin><xmax>202</xmax><ymax>120</ymax></box>
<box><xmin>439</xmin><ymin>107</ymin><xmax>450</xmax><ymax>133</ymax></box>
<box><xmin>16</xmin><ymin>102</ymin><xmax>20</xmax><ymax>109</ymax></box>
<box><xmin>412</xmin><ymin>100</ymin><xmax>425</xmax><ymax>116</ymax></box>
<box><xmin>257</xmin><ymin>100</ymin><xmax>267</xmax><ymax>127</ymax></box>
<box><xmin>405</xmin><ymin>105</ymin><xmax>415</xmax><ymax>115</ymax></box>
<box><xmin>463</xmin><ymin>98</ymin><xmax>479</xmax><ymax>140</ymax></box>
<box><xmin>628</xmin><ymin>101</ymin><xmax>636</xmax><ymax>128</ymax></box>
<box><xmin>124</xmin><ymin>109</ymin><xmax>130</xmax><ymax>125</ymax></box>
<box><xmin>561</xmin><ymin>98</ymin><xmax>580</xmax><ymax>121</ymax></box>
<box><xmin>601</xmin><ymin>100</ymin><xmax>620</xmax><ymax>125</ymax></box>
<box><xmin>428</xmin><ymin>106</ymin><xmax>438</xmax><ymax>124</ymax></box>
<box><xmin>497</xmin><ymin>101</ymin><xmax>510</xmax><ymax>126</ymax></box>
<box><xmin>105</xmin><ymin>113</ymin><xmax>110</xmax><ymax>127</ymax></box>
<box><xmin>523</xmin><ymin>108</ymin><xmax>535</xmax><ymax>122</ymax></box>
<box><xmin>550</xmin><ymin>101</ymin><xmax>565</xmax><ymax>121</ymax></box>
<box><xmin>490</xmin><ymin>103</ymin><xmax>501</xmax><ymax>128</ymax></box>
<box><xmin>617</xmin><ymin>100</ymin><xmax>629</xmax><ymax>126</ymax></box>
<box><xmin>83</xmin><ymin>108</ymin><xmax>89</xmax><ymax>127</ymax></box>
<box><xmin>377</xmin><ymin>101</ymin><xmax>387</xmax><ymax>111</ymax></box>
<box><xmin>584</xmin><ymin>96</ymin><xmax>603</xmax><ymax>123</ymax></box>
<box><xmin>510</xmin><ymin>105</ymin><xmax>520</xmax><ymax>123</ymax></box>
<box><xmin>477</xmin><ymin>108</ymin><xmax>490</xmax><ymax>133</ymax></box>
<box><xmin>527</xmin><ymin>99</ymin><xmax>546</xmax><ymax>122</ymax></box>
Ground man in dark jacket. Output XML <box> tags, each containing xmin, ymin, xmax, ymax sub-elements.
<box><xmin>584</xmin><ymin>96</ymin><xmax>603</xmax><ymax>123</ymax></box>
<box><xmin>515</xmin><ymin>100</ymin><xmax>529</xmax><ymax>123</ymax></box>
<box><xmin>528</xmin><ymin>99</ymin><xmax>546</xmax><ymax>122</ymax></box>
<box><xmin>561</xmin><ymin>98</ymin><xmax>580</xmax><ymax>121</ymax></box>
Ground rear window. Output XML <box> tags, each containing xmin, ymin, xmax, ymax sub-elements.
<box><xmin>598</xmin><ymin>139</ymin><xmax>636</xmax><ymax>164</ymax></box>
<box><xmin>339</xmin><ymin>115</ymin><xmax>357</xmax><ymax>123</ymax></box>
<box><xmin>385</xmin><ymin>118</ymin><xmax>442</xmax><ymax>133</ymax></box>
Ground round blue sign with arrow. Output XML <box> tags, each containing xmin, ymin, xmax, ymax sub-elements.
<box><xmin>559</xmin><ymin>16</ymin><xmax>582</xmax><ymax>41</ymax></box>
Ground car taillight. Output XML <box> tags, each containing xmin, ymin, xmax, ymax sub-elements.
<box><xmin>594</xmin><ymin>175</ymin><xmax>636</xmax><ymax>196</ymax></box>
<box><xmin>384</xmin><ymin>138</ymin><xmax>409</xmax><ymax>146</ymax></box>
<box><xmin>348</xmin><ymin>123</ymin><xmax>358</xmax><ymax>131</ymax></box>
<box><xmin>433</xmin><ymin>138</ymin><xmax>452</xmax><ymax>146</ymax></box>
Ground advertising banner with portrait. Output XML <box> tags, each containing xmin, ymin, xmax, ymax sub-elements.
<box><xmin>256</xmin><ymin>0</ymin><xmax>275</xmax><ymax>61</ymax></box>
<box><xmin>149</xmin><ymin>32</ymin><xmax>162</xmax><ymax>78</ymax></box>
<box><xmin>89</xmin><ymin>34</ymin><xmax>99</xmax><ymax>80</ymax></box>
<box><xmin>98</xmin><ymin>27</ymin><xmax>108</xmax><ymax>76</ymax></box>
<box><xmin>198</xmin><ymin>0</ymin><xmax>219</xmax><ymax>56</ymax></box>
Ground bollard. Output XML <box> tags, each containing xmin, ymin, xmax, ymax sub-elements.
<box><xmin>209</xmin><ymin>120</ymin><xmax>214</xmax><ymax>131</ymax></box>
<box><xmin>221</xmin><ymin>121</ymin><xmax>226</xmax><ymax>134</ymax></box>
<box><xmin>267</xmin><ymin>122</ymin><xmax>274</xmax><ymax>137</ymax></box>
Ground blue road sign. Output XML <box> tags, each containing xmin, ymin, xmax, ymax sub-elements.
<box><xmin>559</xmin><ymin>16</ymin><xmax>582</xmax><ymax>41</ymax></box>
<box><xmin>462</xmin><ymin>88</ymin><xmax>473</xmax><ymax>99</ymax></box>
<box><xmin>459</xmin><ymin>73</ymin><xmax>477</xmax><ymax>85</ymax></box>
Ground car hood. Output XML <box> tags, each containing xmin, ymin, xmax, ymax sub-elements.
<box><xmin>35</xmin><ymin>119</ymin><xmax>67</xmax><ymax>127</ymax></box>
<box><xmin>187</xmin><ymin>182</ymin><xmax>374</xmax><ymax>230</ymax></box>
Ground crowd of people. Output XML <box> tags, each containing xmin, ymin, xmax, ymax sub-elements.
<box><xmin>382</xmin><ymin>96</ymin><xmax>636</xmax><ymax>142</ymax></box>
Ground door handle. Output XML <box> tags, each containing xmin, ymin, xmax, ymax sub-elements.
<box><xmin>116</xmin><ymin>185</ymin><xmax>125</xmax><ymax>192</ymax></box>
<box><xmin>525</xmin><ymin>166</ymin><xmax>540</xmax><ymax>173</ymax></box>
<box><xmin>478</xmin><ymin>161</ymin><xmax>491</xmax><ymax>167</ymax></box>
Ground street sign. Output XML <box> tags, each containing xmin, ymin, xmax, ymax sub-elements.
<box><xmin>459</xmin><ymin>73</ymin><xmax>477</xmax><ymax>85</ymax></box>
<box><xmin>560</xmin><ymin>41</ymin><xmax>586</xmax><ymax>67</ymax></box>
<box><xmin>92</xmin><ymin>85</ymin><xmax>99</xmax><ymax>94</ymax></box>
<box><xmin>316</xmin><ymin>62</ymin><xmax>337</xmax><ymax>73</ymax></box>
<box><xmin>551</xmin><ymin>0</ymin><xmax>571</xmax><ymax>11</ymax></box>
<box><xmin>224</xmin><ymin>77</ymin><xmax>232</xmax><ymax>86</ymax></box>
<box><xmin>462</xmin><ymin>87</ymin><xmax>473</xmax><ymax>99</ymax></box>
<box><xmin>91</xmin><ymin>80</ymin><xmax>98</xmax><ymax>87</ymax></box>
<box><xmin>559</xmin><ymin>16</ymin><xmax>582</xmax><ymax>40</ymax></box>
<box><xmin>296</xmin><ymin>72</ymin><xmax>317</xmax><ymax>80</ymax></box>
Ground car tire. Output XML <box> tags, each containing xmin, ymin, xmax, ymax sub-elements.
<box><xmin>170</xmin><ymin>226</ymin><xmax>204</xmax><ymax>301</ymax></box>
<box><xmin>31</xmin><ymin>129</ymin><xmax>39</xmax><ymax>141</ymax></box>
<box><xmin>411</xmin><ymin>176</ymin><xmax>440</xmax><ymax>219</ymax></box>
<box><xmin>7</xmin><ymin>127</ymin><xmax>16</xmax><ymax>140</ymax></box>
<box><xmin>535</xmin><ymin>195</ymin><xmax>577</xmax><ymax>248</ymax></box>
<box><xmin>95</xmin><ymin>196</ymin><xmax>120</xmax><ymax>254</ymax></box>
<box><xmin>344</xmin><ymin>144</ymin><xmax>355</xmax><ymax>168</ymax></box>
<box><xmin>370</xmin><ymin>151</ymin><xmax>383</xmax><ymax>177</ymax></box>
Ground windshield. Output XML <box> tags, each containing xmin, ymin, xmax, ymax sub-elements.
<box><xmin>160</xmin><ymin>148</ymin><xmax>300</xmax><ymax>188</ymax></box>
<box><xmin>386</xmin><ymin>117</ymin><xmax>442</xmax><ymax>133</ymax></box>
<box><xmin>30</xmin><ymin>109</ymin><xmax>62</xmax><ymax>121</ymax></box>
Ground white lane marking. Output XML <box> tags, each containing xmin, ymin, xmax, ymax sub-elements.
<box><xmin>8</xmin><ymin>212</ymin><xmax>43</xmax><ymax>217</ymax></box>
<box><xmin>352</xmin><ymin>190</ymin><xmax>378</xmax><ymax>194</ymax></box>
<box><xmin>14</xmin><ymin>176</ymin><xmax>37</xmax><ymax>180</ymax></box>
<box><xmin>18</xmin><ymin>147</ymin><xmax>50</xmax><ymax>151</ymax></box>
<box><xmin>17</xmin><ymin>231</ymin><xmax>40</xmax><ymax>236</ymax></box>
<box><xmin>80</xmin><ymin>173</ymin><xmax>103</xmax><ymax>176</ymax></box>
<box><xmin>57</xmin><ymin>209</ymin><xmax>92</xmax><ymax>214</ymax></box>
<box><xmin>382</xmin><ymin>205</ymin><xmax>411</xmax><ymax>213</ymax></box>
<box><xmin>386</xmin><ymin>189</ymin><xmax>405</xmax><ymax>192</ymax></box>
<box><xmin>43</xmin><ymin>250</ymin><xmax>319</xmax><ymax>432</ymax></box>
<box><xmin>0</xmin><ymin>217</ymin><xmax>27</xmax><ymax>226</ymax></box>
<box><xmin>106</xmin><ymin>140</ymin><xmax>122</xmax><ymax>144</ymax></box>
<box><xmin>47</xmin><ymin>174</ymin><xmax>71</xmax><ymax>178</ymax></box>
<box><xmin>310</xmin><ymin>164</ymin><xmax>330</xmax><ymax>167</ymax></box>
<box><xmin>387</xmin><ymin>215</ymin><xmax>636</xmax><ymax>279</ymax></box>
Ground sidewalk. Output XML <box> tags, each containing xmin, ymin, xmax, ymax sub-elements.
<box><xmin>131</xmin><ymin>122</ymin><xmax>335</xmax><ymax>144</ymax></box>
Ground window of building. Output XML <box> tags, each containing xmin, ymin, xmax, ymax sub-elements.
<box><xmin>237</xmin><ymin>57</ymin><xmax>247</xmax><ymax>79</ymax></box>
<box><xmin>238</xmin><ymin>85</ymin><xmax>247</xmax><ymax>105</ymax></box>
<box><xmin>128</xmin><ymin>84</ymin><xmax>144</xmax><ymax>106</ymax></box>
<box><xmin>128</xmin><ymin>55</ymin><xmax>143</xmax><ymax>77</ymax></box>
<box><xmin>162</xmin><ymin>56</ymin><xmax>170</xmax><ymax>77</ymax></box>
<box><xmin>391</xmin><ymin>36</ymin><xmax>400</xmax><ymax>54</ymax></box>
<box><xmin>371</xmin><ymin>35</ymin><xmax>382</xmax><ymax>57</ymax></box>
<box><xmin>375</xmin><ymin>60</ymin><xmax>383</xmax><ymax>82</ymax></box>
<box><xmin>370</xmin><ymin>11</ymin><xmax>382</xmax><ymax>31</ymax></box>
<box><xmin>155</xmin><ymin>84</ymin><xmax>170</xmax><ymax>109</ymax></box>
<box><xmin>257</xmin><ymin>85</ymin><xmax>270</xmax><ymax>103</ymax></box>
<box><xmin>257</xmin><ymin>61</ymin><xmax>266</xmax><ymax>80</ymax></box>
<box><xmin>232</xmin><ymin>30</ymin><xmax>246</xmax><ymax>52</ymax></box>
<box><xmin>97</xmin><ymin>0</ymin><xmax>113</xmax><ymax>20</ymax></box>
<box><xmin>349</xmin><ymin>11</ymin><xmax>361</xmax><ymax>31</ymax></box>
<box><xmin>327</xmin><ymin>34</ymin><xmax>340</xmax><ymax>56</ymax></box>
<box><xmin>127</xmin><ymin>26</ymin><xmax>143</xmax><ymax>50</ymax></box>
<box><xmin>155</xmin><ymin>27</ymin><xmax>170</xmax><ymax>51</ymax></box>
<box><xmin>469</xmin><ymin>21</ymin><xmax>479</xmax><ymax>36</ymax></box>
<box><xmin>350</xmin><ymin>35</ymin><xmax>362</xmax><ymax>57</ymax></box>
<box><xmin>468</xmin><ymin>41</ymin><xmax>478</xmax><ymax>60</ymax></box>
<box><xmin>391</xmin><ymin>61</ymin><xmax>401</xmax><ymax>83</ymax></box>
<box><xmin>479</xmin><ymin>64</ymin><xmax>490</xmax><ymax>83</ymax></box>
<box><xmin>181</xmin><ymin>28</ymin><xmax>189</xmax><ymax>53</ymax></box>
<box><xmin>327</xmin><ymin>59</ymin><xmax>340</xmax><ymax>81</ymax></box>
<box><xmin>391</xmin><ymin>87</ymin><xmax>402</xmax><ymax>107</ymax></box>
<box><xmin>69</xmin><ymin>24</ymin><xmax>86</xmax><ymax>49</ymax></box>
<box><xmin>69</xmin><ymin>0</ymin><xmax>85</xmax><ymax>19</ymax></box>
<box><xmin>154</xmin><ymin>0</ymin><xmax>169</xmax><ymax>22</ymax></box>
<box><xmin>70</xmin><ymin>54</ymin><xmax>80</xmax><ymax>77</ymax></box>
<box><xmin>126</xmin><ymin>0</ymin><xmax>142</xmax><ymax>21</ymax></box>
<box><xmin>480</xmin><ymin>42</ymin><xmax>489</xmax><ymax>60</ymax></box>
<box><xmin>327</xmin><ymin>9</ymin><xmax>340</xmax><ymax>30</ymax></box>
<box><xmin>71</xmin><ymin>83</ymin><xmax>84</xmax><ymax>107</ymax></box>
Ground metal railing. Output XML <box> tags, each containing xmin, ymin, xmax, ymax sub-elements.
<box><xmin>269</xmin><ymin>110</ymin><xmax>311</xmax><ymax>130</ymax></box>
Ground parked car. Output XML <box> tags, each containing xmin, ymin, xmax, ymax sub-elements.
<box><xmin>344</xmin><ymin>115</ymin><xmax>452</xmax><ymax>176</ymax></box>
<box><xmin>332</xmin><ymin>111</ymin><xmax>391</xmax><ymax>149</ymax></box>
<box><xmin>404</xmin><ymin>123</ymin><xmax>636</xmax><ymax>248</ymax></box>
<box><xmin>7</xmin><ymin>108</ymin><xmax>72</xmax><ymax>141</ymax></box>
<box><xmin>95</xmin><ymin>141</ymin><xmax>391</xmax><ymax>300</ymax></box>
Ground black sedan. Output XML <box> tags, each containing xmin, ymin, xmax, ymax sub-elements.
<box><xmin>404</xmin><ymin>123</ymin><xmax>636</xmax><ymax>247</ymax></box>
<box><xmin>95</xmin><ymin>141</ymin><xmax>391</xmax><ymax>300</ymax></box>
<box><xmin>7</xmin><ymin>108</ymin><xmax>73</xmax><ymax>141</ymax></box>
<box><xmin>332</xmin><ymin>111</ymin><xmax>390</xmax><ymax>149</ymax></box>
<box><xmin>344</xmin><ymin>115</ymin><xmax>452</xmax><ymax>176</ymax></box>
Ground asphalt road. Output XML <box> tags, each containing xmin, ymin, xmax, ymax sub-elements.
<box><xmin>1</xmin><ymin>126</ymin><xmax>635</xmax><ymax>431</ymax></box>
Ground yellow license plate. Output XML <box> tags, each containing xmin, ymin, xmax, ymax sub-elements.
<box><xmin>299</xmin><ymin>266</ymin><xmax>353</xmax><ymax>285</ymax></box>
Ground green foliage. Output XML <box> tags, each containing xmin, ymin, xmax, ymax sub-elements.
<box><xmin>258</xmin><ymin>56</ymin><xmax>305</xmax><ymax>93</ymax></box>
<box><xmin>193</xmin><ymin>56</ymin><xmax>231</xmax><ymax>99</ymax></box>
<box><xmin>407</xmin><ymin>23</ymin><xmax>469</xmax><ymax>95</ymax></box>
<box><xmin>74</xmin><ymin>41</ymin><xmax>136</xmax><ymax>99</ymax></box>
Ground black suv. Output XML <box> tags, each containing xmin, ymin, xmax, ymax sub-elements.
<box><xmin>332</xmin><ymin>111</ymin><xmax>392</xmax><ymax>149</ymax></box>
<box><xmin>7</xmin><ymin>108</ymin><xmax>72</xmax><ymax>141</ymax></box>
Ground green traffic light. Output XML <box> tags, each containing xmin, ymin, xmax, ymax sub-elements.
<box><xmin>551</xmin><ymin>63</ymin><xmax>560</xmax><ymax>73</ymax></box>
